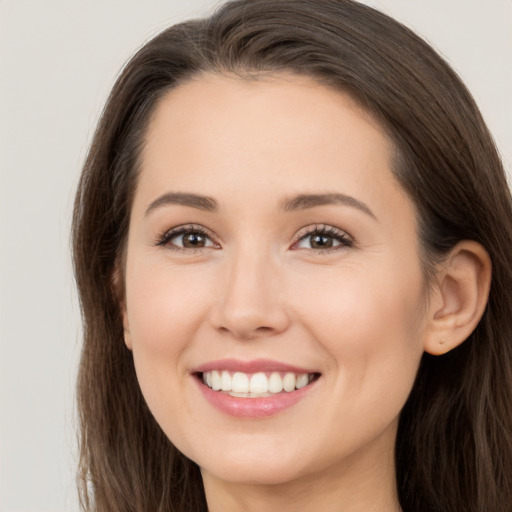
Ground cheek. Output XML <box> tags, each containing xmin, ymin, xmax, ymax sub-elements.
<box><xmin>291</xmin><ymin>262</ymin><xmax>426</xmax><ymax>390</ymax></box>
<box><xmin>123</xmin><ymin>259</ymin><xmax>214</xmax><ymax>433</ymax></box>
<box><xmin>125</xmin><ymin>258</ymin><xmax>211</xmax><ymax>355</ymax></box>
<box><xmin>290</xmin><ymin>267</ymin><xmax>425</xmax><ymax>455</ymax></box>
<box><xmin>122</xmin><ymin>259</ymin><xmax>210</xmax><ymax>419</ymax></box>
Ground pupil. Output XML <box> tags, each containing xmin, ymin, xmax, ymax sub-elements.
<box><xmin>183</xmin><ymin>232</ymin><xmax>205</xmax><ymax>247</ymax></box>
<box><xmin>311</xmin><ymin>234</ymin><xmax>333</xmax><ymax>248</ymax></box>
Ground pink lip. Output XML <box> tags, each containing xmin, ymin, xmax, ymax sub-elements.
<box><xmin>192</xmin><ymin>358</ymin><xmax>317</xmax><ymax>374</ymax></box>
<box><xmin>191</xmin><ymin>359</ymin><xmax>320</xmax><ymax>419</ymax></box>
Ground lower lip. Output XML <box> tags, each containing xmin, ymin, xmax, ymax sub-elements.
<box><xmin>195</xmin><ymin>377</ymin><xmax>317</xmax><ymax>418</ymax></box>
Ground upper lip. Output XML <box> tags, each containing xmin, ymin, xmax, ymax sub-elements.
<box><xmin>191</xmin><ymin>358</ymin><xmax>319</xmax><ymax>375</ymax></box>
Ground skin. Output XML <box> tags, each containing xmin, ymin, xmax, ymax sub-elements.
<box><xmin>121</xmin><ymin>74</ymin><xmax>488</xmax><ymax>511</ymax></box>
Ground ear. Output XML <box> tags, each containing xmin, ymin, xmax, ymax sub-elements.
<box><xmin>112</xmin><ymin>261</ymin><xmax>133</xmax><ymax>351</ymax></box>
<box><xmin>424</xmin><ymin>241</ymin><xmax>491</xmax><ymax>356</ymax></box>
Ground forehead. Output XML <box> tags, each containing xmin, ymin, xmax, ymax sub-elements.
<box><xmin>144</xmin><ymin>73</ymin><xmax>390</xmax><ymax>161</ymax></box>
<box><xmin>136</xmin><ymin>73</ymin><xmax>411</xmax><ymax>224</ymax></box>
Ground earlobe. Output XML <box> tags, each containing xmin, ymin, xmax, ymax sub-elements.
<box><xmin>112</xmin><ymin>260</ymin><xmax>133</xmax><ymax>350</ymax></box>
<box><xmin>120</xmin><ymin>300</ymin><xmax>133</xmax><ymax>351</ymax></box>
<box><xmin>424</xmin><ymin>241</ymin><xmax>491</xmax><ymax>356</ymax></box>
<box><xmin>123</xmin><ymin>326</ymin><xmax>133</xmax><ymax>350</ymax></box>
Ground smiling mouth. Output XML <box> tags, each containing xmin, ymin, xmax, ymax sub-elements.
<box><xmin>198</xmin><ymin>370</ymin><xmax>320</xmax><ymax>398</ymax></box>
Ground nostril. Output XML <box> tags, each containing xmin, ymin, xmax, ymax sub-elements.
<box><xmin>223</xmin><ymin>325</ymin><xmax>278</xmax><ymax>340</ymax></box>
<box><xmin>255</xmin><ymin>326</ymin><xmax>274</xmax><ymax>333</ymax></box>
<box><xmin>216</xmin><ymin>323</ymin><xmax>280</xmax><ymax>340</ymax></box>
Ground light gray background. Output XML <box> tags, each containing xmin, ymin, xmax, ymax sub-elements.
<box><xmin>0</xmin><ymin>1</ymin><xmax>510</xmax><ymax>511</ymax></box>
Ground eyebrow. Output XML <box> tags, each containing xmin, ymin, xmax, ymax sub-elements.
<box><xmin>282</xmin><ymin>193</ymin><xmax>376</xmax><ymax>219</ymax></box>
<box><xmin>145</xmin><ymin>192</ymin><xmax>218</xmax><ymax>216</ymax></box>
<box><xmin>144</xmin><ymin>191</ymin><xmax>375</xmax><ymax>220</ymax></box>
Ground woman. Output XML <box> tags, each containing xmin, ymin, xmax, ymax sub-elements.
<box><xmin>72</xmin><ymin>1</ymin><xmax>512</xmax><ymax>511</ymax></box>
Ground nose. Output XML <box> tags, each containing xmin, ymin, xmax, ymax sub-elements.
<box><xmin>210</xmin><ymin>249</ymin><xmax>291</xmax><ymax>340</ymax></box>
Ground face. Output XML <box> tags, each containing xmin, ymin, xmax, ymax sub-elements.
<box><xmin>122</xmin><ymin>74</ymin><xmax>430</xmax><ymax>488</ymax></box>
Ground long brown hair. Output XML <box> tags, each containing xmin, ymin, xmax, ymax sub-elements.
<box><xmin>72</xmin><ymin>1</ymin><xmax>512</xmax><ymax>510</ymax></box>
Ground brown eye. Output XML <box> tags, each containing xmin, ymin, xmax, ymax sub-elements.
<box><xmin>309</xmin><ymin>234</ymin><xmax>335</xmax><ymax>249</ymax></box>
<box><xmin>158</xmin><ymin>226</ymin><xmax>218</xmax><ymax>250</ymax></box>
<box><xmin>181</xmin><ymin>231</ymin><xmax>208</xmax><ymax>248</ymax></box>
<box><xmin>294</xmin><ymin>225</ymin><xmax>353</xmax><ymax>252</ymax></box>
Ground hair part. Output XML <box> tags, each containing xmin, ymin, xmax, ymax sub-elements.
<box><xmin>73</xmin><ymin>1</ymin><xmax>512</xmax><ymax>511</ymax></box>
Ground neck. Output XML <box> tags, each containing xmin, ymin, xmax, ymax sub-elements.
<box><xmin>201</xmin><ymin>427</ymin><xmax>401</xmax><ymax>512</ymax></box>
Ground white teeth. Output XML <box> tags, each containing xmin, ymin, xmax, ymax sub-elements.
<box><xmin>231</xmin><ymin>372</ymin><xmax>249</xmax><ymax>393</ymax></box>
<box><xmin>201</xmin><ymin>370</ymin><xmax>316</xmax><ymax>395</ymax></box>
<box><xmin>249</xmin><ymin>372</ymin><xmax>268</xmax><ymax>393</ymax></box>
<box><xmin>296</xmin><ymin>373</ymin><xmax>309</xmax><ymax>389</ymax></box>
<box><xmin>283</xmin><ymin>373</ymin><xmax>296</xmax><ymax>392</ymax></box>
<box><xmin>211</xmin><ymin>370</ymin><xmax>222</xmax><ymax>391</ymax></box>
<box><xmin>221</xmin><ymin>370</ymin><xmax>231</xmax><ymax>391</ymax></box>
<box><xmin>268</xmin><ymin>372</ymin><xmax>283</xmax><ymax>393</ymax></box>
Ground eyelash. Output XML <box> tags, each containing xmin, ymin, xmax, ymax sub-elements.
<box><xmin>156</xmin><ymin>224</ymin><xmax>217</xmax><ymax>252</ymax></box>
<box><xmin>156</xmin><ymin>224</ymin><xmax>354</xmax><ymax>253</ymax></box>
<box><xmin>292</xmin><ymin>224</ymin><xmax>354</xmax><ymax>253</ymax></box>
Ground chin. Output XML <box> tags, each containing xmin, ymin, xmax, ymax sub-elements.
<box><xmin>186</xmin><ymin>431</ymin><xmax>335</xmax><ymax>487</ymax></box>
<box><xmin>199</xmin><ymin>456</ymin><xmax>308</xmax><ymax>486</ymax></box>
